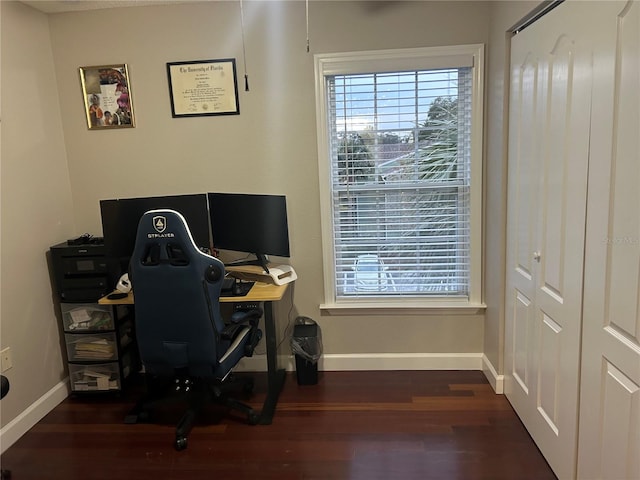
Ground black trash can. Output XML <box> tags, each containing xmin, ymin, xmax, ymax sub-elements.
<box><xmin>291</xmin><ymin>318</ymin><xmax>321</xmax><ymax>385</ymax></box>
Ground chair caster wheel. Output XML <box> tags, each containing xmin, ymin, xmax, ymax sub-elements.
<box><xmin>175</xmin><ymin>436</ymin><xmax>188</xmax><ymax>451</ymax></box>
<box><xmin>248</xmin><ymin>411</ymin><xmax>261</xmax><ymax>425</ymax></box>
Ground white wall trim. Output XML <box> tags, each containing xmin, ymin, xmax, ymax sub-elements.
<box><xmin>319</xmin><ymin>353</ymin><xmax>483</xmax><ymax>371</ymax></box>
<box><xmin>0</xmin><ymin>378</ymin><xmax>70</xmax><ymax>454</ymax></box>
<box><xmin>236</xmin><ymin>353</ymin><xmax>484</xmax><ymax>372</ymax></box>
<box><xmin>482</xmin><ymin>354</ymin><xmax>504</xmax><ymax>393</ymax></box>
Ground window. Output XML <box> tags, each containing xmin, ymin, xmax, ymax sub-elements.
<box><xmin>314</xmin><ymin>45</ymin><xmax>484</xmax><ymax>311</ymax></box>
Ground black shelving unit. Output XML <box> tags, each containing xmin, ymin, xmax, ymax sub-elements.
<box><xmin>50</xmin><ymin>241</ymin><xmax>138</xmax><ymax>393</ymax></box>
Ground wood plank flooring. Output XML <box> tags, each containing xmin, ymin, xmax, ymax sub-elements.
<box><xmin>0</xmin><ymin>371</ymin><xmax>556</xmax><ymax>480</ymax></box>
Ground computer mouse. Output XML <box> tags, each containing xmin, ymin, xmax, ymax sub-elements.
<box><xmin>232</xmin><ymin>280</ymin><xmax>243</xmax><ymax>296</ymax></box>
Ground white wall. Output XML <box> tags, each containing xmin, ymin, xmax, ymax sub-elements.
<box><xmin>0</xmin><ymin>0</ymin><xmax>75</xmax><ymax>429</ymax></box>
<box><xmin>47</xmin><ymin>1</ymin><xmax>490</xmax><ymax>357</ymax></box>
<box><xmin>1</xmin><ymin>0</ymin><xmax>499</xmax><ymax>431</ymax></box>
<box><xmin>482</xmin><ymin>0</ymin><xmax>539</xmax><ymax>385</ymax></box>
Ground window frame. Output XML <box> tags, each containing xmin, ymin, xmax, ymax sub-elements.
<box><xmin>314</xmin><ymin>45</ymin><xmax>485</xmax><ymax>314</ymax></box>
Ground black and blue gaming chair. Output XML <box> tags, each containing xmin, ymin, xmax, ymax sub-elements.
<box><xmin>127</xmin><ymin>209</ymin><xmax>263</xmax><ymax>450</ymax></box>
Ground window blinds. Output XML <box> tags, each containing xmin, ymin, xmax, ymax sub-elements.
<box><xmin>327</xmin><ymin>67</ymin><xmax>473</xmax><ymax>298</ymax></box>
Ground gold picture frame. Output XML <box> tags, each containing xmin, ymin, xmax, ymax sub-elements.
<box><xmin>79</xmin><ymin>64</ymin><xmax>135</xmax><ymax>129</ymax></box>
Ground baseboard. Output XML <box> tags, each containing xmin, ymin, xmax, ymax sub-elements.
<box><xmin>321</xmin><ymin>353</ymin><xmax>484</xmax><ymax>370</ymax></box>
<box><xmin>235</xmin><ymin>354</ymin><xmax>293</xmax><ymax>372</ymax></box>
<box><xmin>235</xmin><ymin>353</ymin><xmax>483</xmax><ymax>372</ymax></box>
<box><xmin>0</xmin><ymin>378</ymin><xmax>70</xmax><ymax>454</ymax></box>
<box><xmin>482</xmin><ymin>354</ymin><xmax>504</xmax><ymax>393</ymax></box>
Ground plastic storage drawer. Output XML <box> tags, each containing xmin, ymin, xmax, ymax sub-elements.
<box><xmin>65</xmin><ymin>332</ymin><xmax>118</xmax><ymax>362</ymax></box>
<box><xmin>61</xmin><ymin>303</ymin><xmax>114</xmax><ymax>332</ymax></box>
<box><xmin>69</xmin><ymin>363</ymin><xmax>121</xmax><ymax>392</ymax></box>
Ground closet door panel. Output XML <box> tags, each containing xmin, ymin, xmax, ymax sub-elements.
<box><xmin>505</xmin><ymin>2</ymin><xmax>595</xmax><ymax>478</ymax></box>
<box><xmin>513</xmin><ymin>57</ymin><xmax>540</xmax><ymax>284</ymax></box>
<box><xmin>600</xmin><ymin>362</ymin><xmax>639</xmax><ymax>480</ymax></box>
<box><xmin>539</xmin><ymin>42</ymin><xmax>571</xmax><ymax>297</ymax></box>
<box><xmin>579</xmin><ymin>2</ymin><xmax>640</xmax><ymax>478</ymax></box>
<box><xmin>533</xmin><ymin>24</ymin><xmax>593</xmax><ymax>454</ymax></box>
<box><xmin>505</xmin><ymin>44</ymin><xmax>542</xmax><ymax>422</ymax></box>
<box><xmin>512</xmin><ymin>290</ymin><xmax>533</xmax><ymax>393</ymax></box>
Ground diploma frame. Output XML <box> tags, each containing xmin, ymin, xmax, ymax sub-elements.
<box><xmin>80</xmin><ymin>64</ymin><xmax>135</xmax><ymax>129</ymax></box>
<box><xmin>166</xmin><ymin>59</ymin><xmax>240</xmax><ymax>117</ymax></box>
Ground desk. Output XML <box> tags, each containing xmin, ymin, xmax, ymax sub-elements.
<box><xmin>99</xmin><ymin>281</ymin><xmax>289</xmax><ymax>425</ymax></box>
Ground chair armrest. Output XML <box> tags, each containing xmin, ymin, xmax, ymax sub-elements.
<box><xmin>226</xmin><ymin>308</ymin><xmax>263</xmax><ymax>355</ymax></box>
<box><xmin>230</xmin><ymin>308</ymin><xmax>263</xmax><ymax>325</ymax></box>
<box><xmin>221</xmin><ymin>323</ymin><xmax>247</xmax><ymax>341</ymax></box>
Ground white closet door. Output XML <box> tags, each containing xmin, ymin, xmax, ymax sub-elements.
<box><xmin>504</xmin><ymin>2</ymin><xmax>595</xmax><ymax>478</ymax></box>
<box><xmin>578</xmin><ymin>2</ymin><xmax>640</xmax><ymax>479</ymax></box>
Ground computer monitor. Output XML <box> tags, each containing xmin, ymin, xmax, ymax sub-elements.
<box><xmin>100</xmin><ymin>194</ymin><xmax>211</xmax><ymax>262</ymax></box>
<box><xmin>207</xmin><ymin>192</ymin><xmax>290</xmax><ymax>272</ymax></box>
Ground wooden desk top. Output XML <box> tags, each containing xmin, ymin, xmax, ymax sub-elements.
<box><xmin>98</xmin><ymin>291</ymin><xmax>134</xmax><ymax>305</ymax></box>
<box><xmin>98</xmin><ymin>281</ymin><xmax>288</xmax><ymax>305</ymax></box>
<box><xmin>230</xmin><ymin>281</ymin><xmax>288</xmax><ymax>302</ymax></box>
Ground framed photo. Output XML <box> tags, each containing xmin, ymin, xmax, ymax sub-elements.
<box><xmin>166</xmin><ymin>59</ymin><xmax>240</xmax><ymax>117</ymax></box>
<box><xmin>79</xmin><ymin>64</ymin><xmax>135</xmax><ymax>129</ymax></box>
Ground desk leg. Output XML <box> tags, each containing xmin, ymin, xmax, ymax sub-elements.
<box><xmin>258</xmin><ymin>300</ymin><xmax>286</xmax><ymax>425</ymax></box>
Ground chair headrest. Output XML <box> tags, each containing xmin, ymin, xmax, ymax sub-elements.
<box><xmin>133</xmin><ymin>209</ymin><xmax>212</xmax><ymax>265</ymax></box>
<box><xmin>140</xmin><ymin>209</ymin><xmax>192</xmax><ymax>242</ymax></box>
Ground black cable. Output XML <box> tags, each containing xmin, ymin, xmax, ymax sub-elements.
<box><xmin>252</xmin><ymin>284</ymin><xmax>295</xmax><ymax>356</ymax></box>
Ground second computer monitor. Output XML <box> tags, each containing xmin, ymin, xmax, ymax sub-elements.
<box><xmin>207</xmin><ymin>192</ymin><xmax>290</xmax><ymax>269</ymax></box>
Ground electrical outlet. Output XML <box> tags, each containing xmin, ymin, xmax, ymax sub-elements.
<box><xmin>1</xmin><ymin>347</ymin><xmax>12</xmax><ymax>372</ymax></box>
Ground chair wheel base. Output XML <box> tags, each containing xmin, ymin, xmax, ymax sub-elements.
<box><xmin>248</xmin><ymin>411</ymin><xmax>261</xmax><ymax>425</ymax></box>
<box><xmin>124</xmin><ymin>414</ymin><xmax>138</xmax><ymax>424</ymax></box>
<box><xmin>242</xmin><ymin>378</ymin><xmax>255</xmax><ymax>394</ymax></box>
<box><xmin>174</xmin><ymin>436</ymin><xmax>188</xmax><ymax>451</ymax></box>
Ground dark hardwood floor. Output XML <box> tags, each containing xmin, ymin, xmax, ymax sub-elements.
<box><xmin>1</xmin><ymin>370</ymin><xmax>555</xmax><ymax>480</ymax></box>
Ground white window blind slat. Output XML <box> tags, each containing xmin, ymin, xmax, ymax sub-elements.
<box><xmin>315</xmin><ymin>45</ymin><xmax>483</xmax><ymax>307</ymax></box>
<box><xmin>327</xmin><ymin>65</ymin><xmax>472</xmax><ymax>298</ymax></box>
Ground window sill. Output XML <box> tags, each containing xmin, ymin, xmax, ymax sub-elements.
<box><xmin>319</xmin><ymin>301</ymin><xmax>486</xmax><ymax>316</ymax></box>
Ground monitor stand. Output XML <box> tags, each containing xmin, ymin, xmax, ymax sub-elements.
<box><xmin>226</xmin><ymin>253</ymin><xmax>271</xmax><ymax>273</ymax></box>
<box><xmin>226</xmin><ymin>264</ymin><xmax>297</xmax><ymax>286</ymax></box>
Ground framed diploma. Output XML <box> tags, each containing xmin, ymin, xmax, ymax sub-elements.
<box><xmin>166</xmin><ymin>59</ymin><xmax>240</xmax><ymax>117</ymax></box>
<box><xmin>79</xmin><ymin>64</ymin><xmax>135</xmax><ymax>129</ymax></box>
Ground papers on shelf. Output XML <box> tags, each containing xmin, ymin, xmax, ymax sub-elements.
<box><xmin>68</xmin><ymin>307</ymin><xmax>112</xmax><ymax>331</ymax></box>
<box><xmin>69</xmin><ymin>308</ymin><xmax>91</xmax><ymax>323</ymax></box>
<box><xmin>72</xmin><ymin>367</ymin><xmax>119</xmax><ymax>391</ymax></box>
<box><xmin>72</xmin><ymin>337</ymin><xmax>116</xmax><ymax>360</ymax></box>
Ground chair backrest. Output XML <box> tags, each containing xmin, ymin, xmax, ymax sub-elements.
<box><xmin>130</xmin><ymin>209</ymin><xmax>226</xmax><ymax>378</ymax></box>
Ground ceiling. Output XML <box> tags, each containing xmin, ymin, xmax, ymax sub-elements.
<box><xmin>21</xmin><ymin>0</ymin><xmax>200</xmax><ymax>14</ymax></box>
<box><xmin>22</xmin><ymin>0</ymin><xmax>407</xmax><ymax>15</ymax></box>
